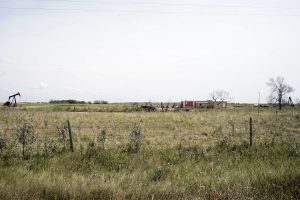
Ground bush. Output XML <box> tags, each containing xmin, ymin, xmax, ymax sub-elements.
<box><xmin>43</xmin><ymin>137</ymin><xmax>59</xmax><ymax>157</ymax></box>
<box><xmin>16</xmin><ymin>120</ymin><xmax>37</xmax><ymax>159</ymax></box>
<box><xmin>124</xmin><ymin>124</ymin><xmax>143</xmax><ymax>153</ymax></box>
<box><xmin>56</xmin><ymin>124</ymin><xmax>69</xmax><ymax>152</ymax></box>
<box><xmin>49</xmin><ymin>100</ymin><xmax>86</xmax><ymax>104</ymax></box>
<box><xmin>149</xmin><ymin>166</ymin><xmax>170</xmax><ymax>182</ymax></box>
<box><xmin>97</xmin><ymin>129</ymin><xmax>106</xmax><ymax>149</ymax></box>
<box><xmin>93</xmin><ymin>100</ymin><xmax>108</xmax><ymax>104</ymax></box>
<box><xmin>0</xmin><ymin>134</ymin><xmax>5</xmax><ymax>152</ymax></box>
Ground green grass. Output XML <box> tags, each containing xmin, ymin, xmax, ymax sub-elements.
<box><xmin>6</xmin><ymin>102</ymin><xmax>143</xmax><ymax>112</ymax></box>
<box><xmin>0</xmin><ymin>104</ymin><xmax>299</xmax><ymax>199</ymax></box>
<box><xmin>0</xmin><ymin>143</ymin><xmax>299</xmax><ymax>199</ymax></box>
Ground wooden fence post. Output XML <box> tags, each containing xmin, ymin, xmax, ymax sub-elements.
<box><xmin>67</xmin><ymin>120</ymin><xmax>74</xmax><ymax>152</ymax></box>
<box><xmin>249</xmin><ymin>117</ymin><xmax>253</xmax><ymax>146</ymax></box>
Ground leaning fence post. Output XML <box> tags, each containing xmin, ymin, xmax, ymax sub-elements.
<box><xmin>249</xmin><ymin>117</ymin><xmax>253</xmax><ymax>146</ymax></box>
<box><xmin>67</xmin><ymin>120</ymin><xmax>74</xmax><ymax>152</ymax></box>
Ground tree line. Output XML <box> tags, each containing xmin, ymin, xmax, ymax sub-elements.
<box><xmin>49</xmin><ymin>100</ymin><xmax>108</xmax><ymax>104</ymax></box>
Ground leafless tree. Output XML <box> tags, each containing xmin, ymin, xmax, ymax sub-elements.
<box><xmin>209</xmin><ymin>90</ymin><xmax>232</xmax><ymax>106</ymax></box>
<box><xmin>209</xmin><ymin>91</ymin><xmax>218</xmax><ymax>102</ymax></box>
<box><xmin>266</xmin><ymin>76</ymin><xmax>294</xmax><ymax>110</ymax></box>
<box><xmin>210</xmin><ymin>90</ymin><xmax>232</xmax><ymax>102</ymax></box>
<box><xmin>216</xmin><ymin>90</ymin><xmax>230</xmax><ymax>102</ymax></box>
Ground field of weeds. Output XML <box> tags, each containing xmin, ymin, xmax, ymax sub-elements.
<box><xmin>0</xmin><ymin>104</ymin><xmax>299</xmax><ymax>199</ymax></box>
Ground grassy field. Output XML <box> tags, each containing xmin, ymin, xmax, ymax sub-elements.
<box><xmin>0</xmin><ymin>104</ymin><xmax>299</xmax><ymax>199</ymax></box>
<box><xmin>10</xmin><ymin>102</ymin><xmax>144</xmax><ymax>112</ymax></box>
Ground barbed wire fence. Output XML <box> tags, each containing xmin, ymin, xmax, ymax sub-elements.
<box><xmin>0</xmin><ymin>110</ymin><xmax>298</xmax><ymax>158</ymax></box>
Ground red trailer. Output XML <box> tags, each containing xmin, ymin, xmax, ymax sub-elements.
<box><xmin>181</xmin><ymin>101</ymin><xmax>194</xmax><ymax>108</ymax></box>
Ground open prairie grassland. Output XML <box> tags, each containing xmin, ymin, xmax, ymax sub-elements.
<box><xmin>0</xmin><ymin>104</ymin><xmax>299</xmax><ymax>199</ymax></box>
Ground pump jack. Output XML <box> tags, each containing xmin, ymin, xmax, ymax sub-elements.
<box><xmin>3</xmin><ymin>92</ymin><xmax>21</xmax><ymax>107</ymax></box>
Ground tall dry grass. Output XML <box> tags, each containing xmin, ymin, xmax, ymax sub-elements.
<box><xmin>0</xmin><ymin>105</ymin><xmax>299</xmax><ymax>199</ymax></box>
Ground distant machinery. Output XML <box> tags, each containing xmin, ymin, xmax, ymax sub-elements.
<box><xmin>141</xmin><ymin>105</ymin><xmax>157</xmax><ymax>112</ymax></box>
<box><xmin>3</xmin><ymin>92</ymin><xmax>21</xmax><ymax>107</ymax></box>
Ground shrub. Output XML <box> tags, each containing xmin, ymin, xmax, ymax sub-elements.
<box><xmin>97</xmin><ymin>128</ymin><xmax>106</xmax><ymax>149</ymax></box>
<box><xmin>0</xmin><ymin>134</ymin><xmax>5</xmax><ymax>152</ymax></box>
<box><xmin>43</xmin><ymin>137</ymin><xmax>59</xmax><ymax>157</ymax></box>
<box><xmin>85</xmin><ymin>142</ymin><xmax>97</xmax><ymax>161</ymax></box>
<box><xmin>57</xmin><ymin>124</ymin><xmax>69</xmax><ymax>152</ymax></box>
<box><xmin>149</xmin><ymin>166</ymin><xmax>170</xmax><ymax>182</ymax></box>
<box><xmin>16</xmin><ymin>120</ymin><xmax>37</xmax><ymax>159</ymax></box>
<box><xmin>126</xmin><ymin>124</ymin><xmax>143</xmax><ymax>153</ymax></box>
<box><xmin>94</xmin><ymin>100</ymin><xmax>108</xmax><ymax>104</ymax></box>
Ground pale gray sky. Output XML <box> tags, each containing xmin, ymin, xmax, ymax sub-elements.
<box><xmin>0</xmin><ymin>0</ymin><xmax>299</xmax><ymax>103</ymax></box>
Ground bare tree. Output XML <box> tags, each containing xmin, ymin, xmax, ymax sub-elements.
<box><xmin>209</xmin><ymin>91</ymin><xmax>218</xmax><ymax>102</ymax></box>
<box><xmin>216</xmin><ymin>90</ymin><xmax>230</xmax><ymax>102</ymax></box>
<box><xmin>266</xmin><ymin>76</ymin><xmax>294</xmax><ymax>110</ymax></box>
<box><xmin>209</xmin><ymin>90</ymin><xmax>231</xmax><ymax>109</ymax></box>
<box><xmin>210</xmin><ymin>90</ymin><xmax>232</xmax><ymax>102</ymax></box>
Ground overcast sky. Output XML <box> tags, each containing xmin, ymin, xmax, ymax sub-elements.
<box><xmin>0</xmin><ymin>0</ymin><xmax>299</xmax><ymax>103</ymax></box>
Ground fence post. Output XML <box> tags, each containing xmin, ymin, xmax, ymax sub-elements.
<box><xmin>249</xmin><ymin>117</ymin><xmax>253</xmax><ymax>146</ymax></box>
<box><xmin>67</xmin><ymin>120</ymin><xmax>74</xmax><ymax>152</ymax></box>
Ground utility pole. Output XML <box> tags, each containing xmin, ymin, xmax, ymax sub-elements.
<box><xmin>250</xmin><ymin>117</ymin><xmax>253</xmax><ymax>146</ymax></box>
<box><xmin>258</xmin><ymin>92</ymin><xmax>260</xmax><ymax>115</ymax></box>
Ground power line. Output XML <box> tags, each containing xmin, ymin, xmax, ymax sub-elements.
<box><xmin>0</xmin><ymin>6</ymin><xmax>300</xmax><ymax>17</ymax></box>
<box><xmin>1</xmin><ymin>0</ymin><xmax>300</xmax><ymax>10</ymax></box>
